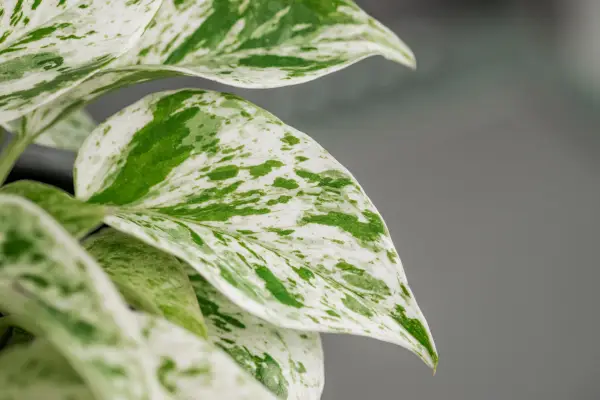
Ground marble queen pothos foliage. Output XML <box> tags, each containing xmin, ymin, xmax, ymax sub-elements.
<box><xmin>0</xmin><ymin>1</ymin><xmax>437</xmax><ymax>399</ymax></box>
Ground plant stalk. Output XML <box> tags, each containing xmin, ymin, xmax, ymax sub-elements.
<box><xmin>0</xmin><ymin>134</ymin><xmax>32</xmax><ymax>186</ymax></box>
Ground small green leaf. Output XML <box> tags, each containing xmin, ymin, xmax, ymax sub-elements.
<box><xmin>35</xmin><ymin>108</ymin><xmax>97</xmax><ymax>151</ymax></box>
<box><xmin>74</xmin><ymin>89</ymin><xmax>438</xmax><ymax>369</ymax></box>
<box><xmin>83</xmin><ymin>228</ymin><xmax>208</xmax><ymax>338</ymax></box>
<box><xmin>0</xmin><ymin>0</ymin><xmax>163</xmax><ymax>122</ymax></box>
<box><xmin>190</xmin><ymin>270</ymin><xmax>324</xmax><ymax>400</ymax></box>
<box><xmin>0</xmin><ymin>180</ymin><xmax>104</xmax><ymax>239</ymax></box>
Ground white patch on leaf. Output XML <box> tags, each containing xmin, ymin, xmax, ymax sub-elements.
<box><xmin>74</xmin><ymin>89</ymin><xmax>438</xmax><ymax>369</ymax></box>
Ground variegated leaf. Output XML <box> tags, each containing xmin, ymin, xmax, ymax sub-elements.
<box><xmin>0</xmin><ymin>313</ymin><xmax>284</xmax><ymax>400</ymax></box>
<box><xmin>189</xmin><ymin>270</ymin><xmax>324</xmax><ymax>400</ymax></box>
<box><xmin>35</xmin><ymin>108</ymin><xmax>96</xmax><ymax>151</ymax></box>
<box><xmin>4</xmin><ymin>0</ymin><xmax>414</xmax><ymax>148</ymax></box>
<box><xmin>0</xmin><ymin>194</ymin><xmax>171</xmax><ymax>400</ymax></box>
<box><xmin>83</xmin><ymin>228</ymin><xmax>208</xmax><ymax>338</ymax></box>
<box><xmin>0</xmin><ymin>180</ymin><xmax>104</xmax><ymax>239</ymax></box>
<box><xmin>0</xmin><ymin>0</ymin><xmax>163</xmax><ymax>122</ymax></box>
<box><xmin>1</xmin><ymin>69</ymin><xmax>177</xmax><ymax>145</ymax></box>
<box><xmin>75</xmin><ymin>89</ymin><xmax>439</xmax><ymax>369</ymax></box>
<box><xmin>84</xmin><ymin>227</ymin><xmax>323</xmax><ymax>399</ymax></box>
<box><xmin>137</xmin><ymin>312</ymin><xmax>278</xmax><ymax>400</ymax></box>
<box><xmin>117</xmin><ymin>0</ymin><xmax>415</xmax><ymax>88</ymax></box>
<box><xmin>0</xmin><ymin>194</ymin><xmax>278</xmax><ymax>400</ymax></box>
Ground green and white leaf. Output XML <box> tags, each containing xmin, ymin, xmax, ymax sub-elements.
<box><xmin>83</xmin><ymin>227</ymin><xmax>324</xmax><ymax>399</ymax></box>
<box><xmin>1</xmin><ymin>68</ymin><xmax>180</xmax><ymax>146</ymax></box>
<box><xmin>35</xmin><ymin>108</ymin><xmax>96</xmax><ymax>151</ymax></box>
<box><xmin>0</xmin><ymin>313</ymin><xmax>283</xmax><ymax>400</ymax></box>
<box><xmin>0</xmin><ymin>0</ymin><xmax>163</xmax><ymax>122</ymax></box>
<box><xmin>0</xmin><ymin>194</ymin><xmax>279</xmax><ymax>400</ymax></box>
<box><xmin>137</xmin><ymin>312</ymin><xmax>278</xmax><ymax>400</ymax></box>
<box><xmin>75</xmin><ymin>89</ymin><xmax>438</xmax><ymax>369</ymax></box>
<box><xmin>0</xmin><ymin>180</ymin><xmax>104</xmax><ymax>239</ymax></box>
<box><xmin>117</xmin><ymin>0</ymin><xmax>415</xmax><ymax>88</ymax></box>
<box><xmin>5</xmin><ymin>0</ymin><xmax>414</xmax><ymax>148</ymax></box>
<box><xmin>0</xmin><ymin>194</ymin><xmax>171</xmax><ymax>400</ymax></box>
<box><xmin>190</xmin><ymin>270</ymin><xmax>324</xmax><ymax>400</ymax></box>
<box><xmin>0</xmin><ymin>340</ymin><xmax>94</xmax><ymax>400</ymax></box>
<box><xmin>83</xmin><ymin>228</ymin><xmax>208</xmax><ymax>338</ymax></box>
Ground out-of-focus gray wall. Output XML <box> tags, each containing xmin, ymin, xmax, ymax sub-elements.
<box><xmin>10</xmin><ymin>1</ymin><xmax>600</xmax><ymax>399</ymax></box>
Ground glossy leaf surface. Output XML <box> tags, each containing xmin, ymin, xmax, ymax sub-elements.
<box><xmin>75</xmin><ymin>89</ymin><xmax>438</xmax><ymax>368</ymax></box>
<box><xmin>84</xmin><ymin>228</ymin><xmax>208</xmax><ymax>338</ymax></box>
<box><xmin>4</xmin><ymin>0</ymin><xmax>414</xmax><ymax>147</ymax></box>
<box><xmin>0</xmin><ymin>0</ymin><xmax>163</xmax><ymax>122</ymax></box>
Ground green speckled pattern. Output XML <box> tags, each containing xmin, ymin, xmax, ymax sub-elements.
<box><xmin>3</xmin><ymin>0</ymin><xmax>414</xmax><ymax>149</ymax></box>
<box><xmin>190</xmin><ymin>269</ymin><xmax>324</xmax><ymax>399</ymax></box>
<box><xmin>84</xmin><ymin>228</ymin><xmax>208</xmax><ymax>338</ymax></box>
<box><xmin>117</xmin><ymin>0</ymin><xmax>415</xmax><ymax>87</ymax></box>
<box><xmin>0</xmin><ymin>194</ymin><xmax>279</xmax><ymax>400</ymax></box>
<box><xmin>137</xmin><ymin>312</ymin><xmax>278</xmax><ymax>400</ymax></box>
<box><xmin>0</xmin><ymin>0</ymin><xmax>163</xmax><ymax>122</ymax></box>
<box><xmin>0</xmin><ymin>314</ymin><xmax>282</xmax><ymax>400</ymax></box>
<box><xmin>75</xmin><ymin>89</ymin><xmax>438</xmax><ymax>368</ymax></box>
<box><xmin>0</xmin><ymin>180</ymin><xmax>104</xmax><ymax>238</ymax></box>
<box><xmin>0</xmin><ymin>194</ymin><xmax>171</xmax><ymax>400</ymax></box>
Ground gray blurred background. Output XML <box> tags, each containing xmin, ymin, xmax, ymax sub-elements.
<box><xmin>10</xmin><ymin>1</ymin><xmax>600</xmax><ymax>399</ymax></box>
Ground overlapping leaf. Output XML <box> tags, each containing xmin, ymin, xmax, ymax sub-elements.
<box><xmin>35</xmin><ymin>108</ymin><xmax>96</xmax><ymax>151</ymax></box>
<box><xmin>0</xmin><ymin>180</ymin><xmax>105</xmax><ymax>239</ymax></box>
<box><xmin>118</xmin><ymin>0</ymin><xmax>416</xmax><ymax>87</ymax></box>
<box><xmin>190</xmin><ymin>270</ymin><xmax>324</xmax><ymax>400</ymax></box>
<box><xmin>0</xmin><ymin>313</ymin><xmax>284</xmax><ymax>400</ymax></box>
<box><xmin>0</xmin><ymin>194</ymin><xmax>278</xmax><ymax>400</ymax></box>
<box><xmin>83</xmin><ymin>227</ymin><xmax>324</xmax><ymax>399</ymax></box>
<box><xmin>0</xmin><ymin>180</ymin><xmax>104</xmax><ymax>238</ymax></box>
<box><xmin>0</xmin><ymin>0</ymin><xmax>163</xmax><ymax>122</ymax></box>
<box><xmin>0</xmin><ymin>194</ymin><xmax>169</xmax><ymax>399</ymax></box>
<box><xmin>3</xmin><ymin>0</ymin><xmax>415</xmax><ymax>148</ymax></box>
<box><xmin>74</xmin><ymin>89</ymin><xmax>438</xmax><ymax>368</ymax></box>
<box><xmin>83</xmin><ymin>228</ymin><xmax>208</xmax><ymax>338</ymax></box>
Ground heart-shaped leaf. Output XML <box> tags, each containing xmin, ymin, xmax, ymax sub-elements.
<box><xmin>0</xmin><ymin>194</ymin><xmax>278</xmax><ymax>400</ymax></box>
<box><xmin>74</xmin><ymin>89</ymin><xmax>438</xmax><ymax>369</ymax></box>
<box><xmin>83</xmin><ymin>228</ymin><xmax>209</xmax><ymax>338</ymax></box>
<box><xmin>0</xmin><ymin>0</ymin><xmax>163</xmax><ymax>122</ymax></box>
<box><xmin>4</xmin><ymin>0</ymin><xmax>414</xmax><ymax>147</ymax></box>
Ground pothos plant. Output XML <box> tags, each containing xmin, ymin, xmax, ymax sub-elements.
<box><xmin>0</xmin><ymin>1</ymin><xmax>438</xmax><ymax>399</ymax></box>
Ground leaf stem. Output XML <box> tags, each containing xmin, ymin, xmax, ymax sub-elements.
<box><xmin>0</xmin><ymin>133</ymin><xmax>32</xmax><ymax>186</ymax></box>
